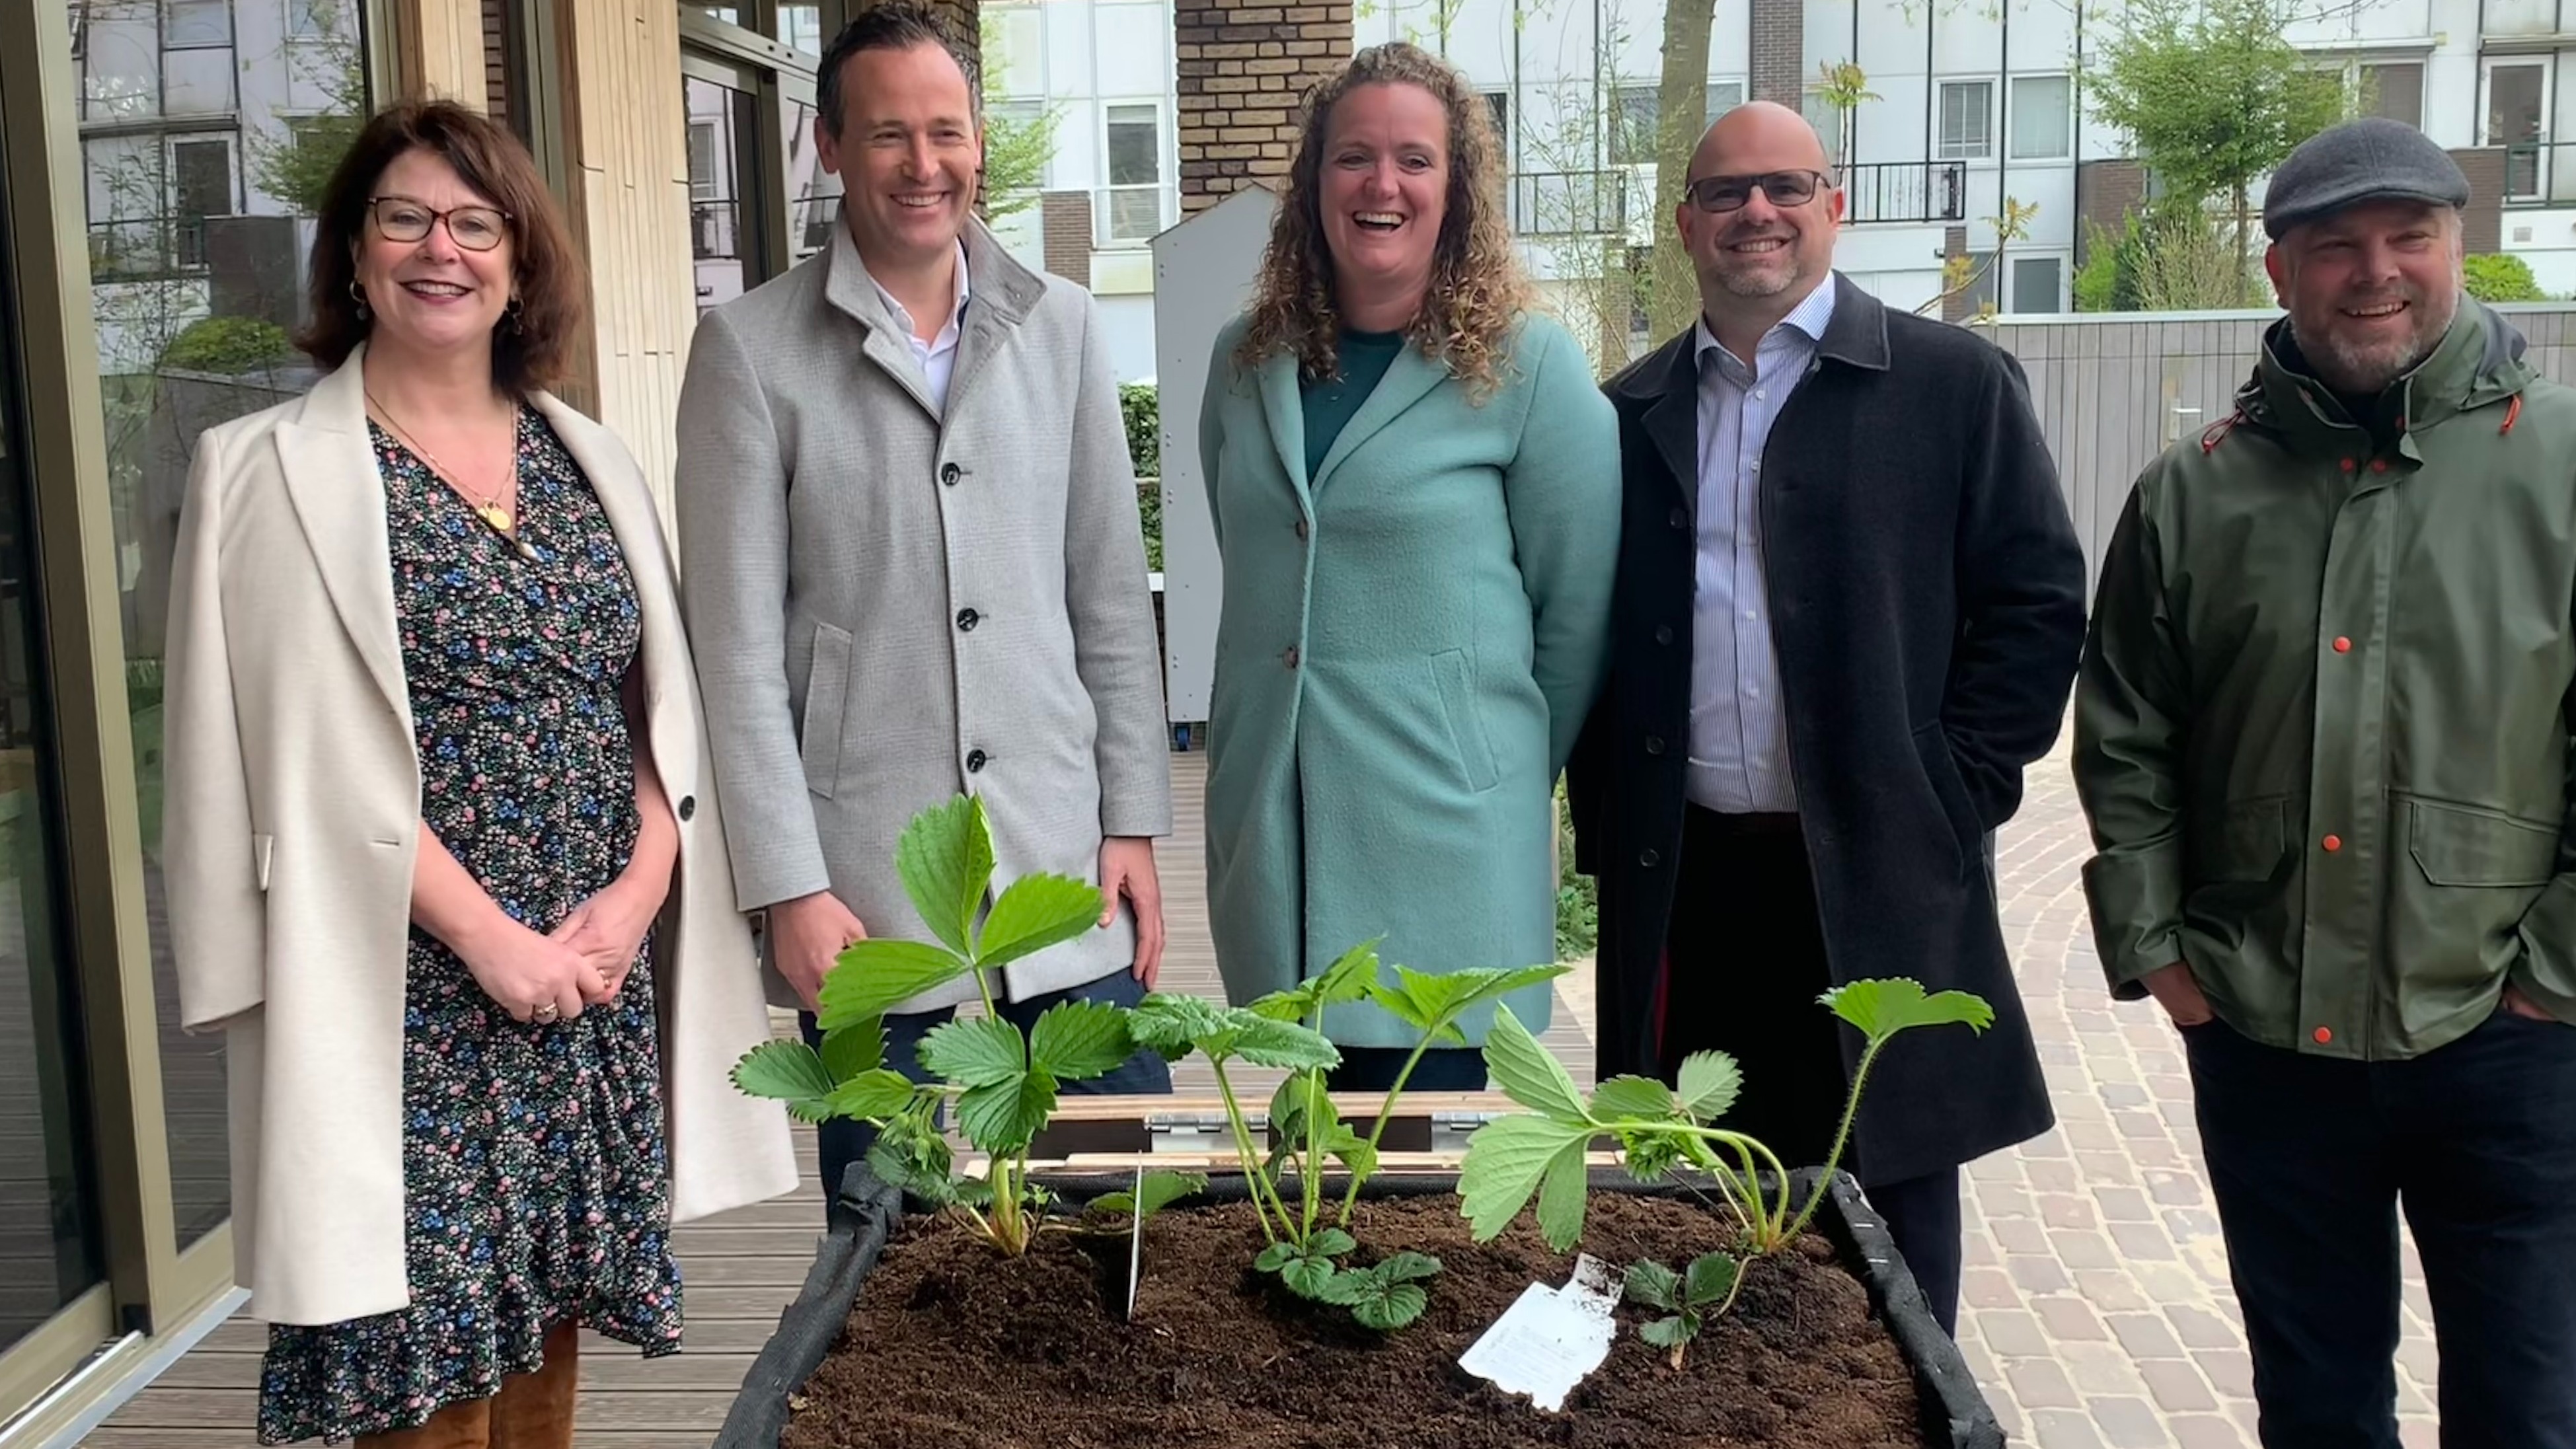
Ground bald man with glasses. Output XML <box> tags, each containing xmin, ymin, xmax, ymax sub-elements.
<box><xmin>1566</xmin><ymin>101</ymin><xmax>2086</xmax><ymax>1334</ymax></box>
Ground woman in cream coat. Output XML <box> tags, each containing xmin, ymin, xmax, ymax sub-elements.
<box><xmin>163</xmin><ymin>101</ymin><xmax>794</xmax><ymax>1448</ymax></box>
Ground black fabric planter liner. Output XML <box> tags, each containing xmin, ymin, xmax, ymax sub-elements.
<box><xmin>714</xmin><ymin>1164</ymin><xmax>2004</xmax><ymax>1449</ymax></box>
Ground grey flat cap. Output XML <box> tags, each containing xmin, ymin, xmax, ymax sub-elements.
<box><xmin>2263</xmin><ymin>118</ymin><xmax>2471</xmax><ymax>238</ymax></box>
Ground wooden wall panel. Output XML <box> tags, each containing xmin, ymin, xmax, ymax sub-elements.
<box><xmin>556</xmin><ymin>0</ymin><xmax>696</xmax><ymax>529</ymax></box>
<box><xmin>394</xmin><ymin>0</ymin><xmax>491</xmax><ymax>108</ymax></box>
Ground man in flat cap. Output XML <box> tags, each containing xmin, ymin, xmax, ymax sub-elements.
<box><xmin>2074</xmin><ymin>116</ymin><xmax>2576</xmax><ymax>1445</ymax></box>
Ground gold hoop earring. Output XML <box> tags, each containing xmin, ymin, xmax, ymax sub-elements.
<box><xmin>349</xmin><ymin>280</ymin><xmax>370</xmax><ymax>322</ymax></box>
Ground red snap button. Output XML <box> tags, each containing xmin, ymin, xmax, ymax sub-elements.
<box><xmin>2339</xmin><ymin>458</ymin><xmax>2357</xmax><ymax>472</ymax></box>
<box><xmin>2314</xmin><ymin>1026</ymin><xmax>2334</xmax><ymax>1045</ymax></box>
<box><xmin>2322</xmin><ymin>834</ymin><xmax>2343</xmax><ymax>852</ymax></box>
<box><xmin>2332</xmin><ymin>636</ymin><xmax>2352</xmax><ymax>653</ymax></box>
<box><xmin>2370</xmin><ymin>459</ymin><xmax>2389</xmax><ymax>472</ymax></box>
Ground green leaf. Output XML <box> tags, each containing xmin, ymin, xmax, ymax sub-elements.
<box><xmin>1250</xmin><ymin>939</ymin><xmax>1384</xmax><ymax>1022</ymax></box>
<box><xmin>1318</xmin><ymin>1264</ymin><xmax>1432</xmax><ymax>1329</ymax></box>
<box><xmin>1374</xmin><ymin>1251</ymin><xmax>1443</xmax><ymax>1284</ymax></box>
<box><xmin>1349</xmin><ymin>1282</ymin><xmax>1429</xmax><ymax>1331</ymax></box>
<box><xmin>1534</xmin><ymin>1133</ymin><xmax>1592</xmax><ymax>1252</ymax></box>
<box><xmin>1638</xmin><ymin>1314</ymin><xmax>1698</xmax><ymax>1349</ymax></box>
<box><xmin>867</xmin><ymin>1128</ymin><xmax>954</xmax><ymax>1205</ymax></box>
<box><xmin>818</xmin><ymin>1021</ymin><xmax>886</xmax><ymax>1082</ymax></box>
<box><xmin>730</xmin><ymin>1041</ymin><xmax>835</xmax><ymax>1117</ymax></box>
<box><xmin>1588</xmin><ymin>1074</ymin><xmax>1680</xmax><ymax>1124</ymax></box>
<box><xmin>1620</xmin><ymin>1131</ymin><xmax>1686</xmax><ymax>1183</ymax></box>
<box><xmin>1480</xmin><ymin>1007</ymin><xmax>1589</xmax><ymax>1123</ymax></box>
<box><xmin>893</xmin><ymin>795</ymin><xmax>993</xmax><ymax>957</ymax></box>
<box><xmin>1822</xmin><ymin>979</ymin><xmax>1995</xmax><ymax>1043</ymax></box>
<box><xmin>1312</xmin><ymin>1228</ymin><xmax>1356</xmax><ymax>1258</ymax></box>
<box><xmin>1129</xmin><ymin>995</ymin><xmax>1340</xmax><ymax>1072</ymax></box>
<box><xmin>952</xmin><ymin>1175</ymin><xmax>995</xmax><ymax>1208</ymax></box>
<box><xmin>823</xmin><ymin>1068</ymin><xmax>921</xmax><ymax>1121</ymax></box>
<box><xmin>1127</xmin><ymin>992</ymin><xmax>1229</xmax><ymax>1057</ymax></box>
<box><xmin>1254</xmin><ymin>1241</ymin><xmax>1299</xmax><ymax>1273</ymax></box>
<box><xmin>956</xmin><ymin>1068</ymin><xmax>1057</xmax><ymax>1153</ymax></box>
<box><xmin>1281</xmin><ymin>1254</ymin><xmax>1337</xmax><ymax>1299</ymax></box>
<box><xmin>1624</xmin><ymin>1259</ymin><xmax>1682</xmax><ymax>1311</ymax></box>
<box><xmin>1436</xmin><ymin>963</ymin><xmax>1572</xmax><ymax>1019</ymax></box>
<box><xmin>1268</xmin><ymin>1072</ymin><xmax>1339</xmax><ymax>1138</ymax></box>
<box><xmin>1677</xmin><ymin>1051</ymin><xmax>1743</xmax><ymax>1124</ymax></box>
<box><xmin>977</xmin><ymin>872</ymin><xmax>1106</xmax><ymax>969</ymax></box>
<box><xmin>1323</xmin><ymin>1123</ymin><xmax>1379</xmax><ymax>1181</ymax></box>
<box><xmin>1684</xmin><ymin>1251</ymin><xmax>1740</xmax><ymax>1308</ymax></box>
<box><xmin>1028</xmin><ymin>1000</ymin><xmax>1135</xmax><ymax>1081</ymax></box>
<box><xmin>816</xmin><ymin>938</ymin><xmax>973</xmax><ymax>1029</ymax></box>
<box><xmin>1458</xmin><ymin>1113</ymin><xmax>1593</xmax><ymax>1242</ymax></box>
<box><xmin>1088</xmin><ymin>1170</ymin><xmax>1208</xmax><ymax>1220</ymax></box>
<box><xmin>918</xmin><ymin>1016</ymin><xmax>1027</xmax><ymax>1088</ymax></box>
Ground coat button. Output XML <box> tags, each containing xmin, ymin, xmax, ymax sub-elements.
<box><xmin>1669</xmin><ymin>507</ymin><xmax>1688</xmax><ymax>531</ymax></box>
<box><xmin>1653</xmin><ymin>624</ymin><xmax>1673</xmax><ymax>646</ymax></box>
<box><xmin>1644</xmin><ymin>735</ymin><xmax>1665</xmax><ymax>755</ymax></box>
<box><xmin>677</xmin><ymin>795</ymin><xmax>697</xmax><ymax>822</ymax></box>
<box><xmin>2322</xmin><ymin>833</ymin><xmax>2342</xmax><ymax>852</ymax></box>
<box><xmin>966</xmin><ymin>749</ymin><xmax>988</xmax><ymax>773</ymax></box>
<box><xmin>2339</xmin><ymin>458</ymin><xmax>2356</xmax><ymax>472</ymax></box>
<box><xmin>1284</xmin><ymin>646</ymin><xmax>1300</xmax><ymax>669</ymax></box>
<box><xmin>957</xmin><ymin>607</ymin><xmax>979</xmax><ymax>632</ymax></box>
<box><xmin>2332</xmin><ymin>636</ymin><xmax>2351</xmax><ymax>653</ymax></box>
<box><xmin>1295</xmin><ymin>518</ymin><xmax>1309</xmax><ymax>541</ymax></box>
<box><xmin>2313</xmin><ymin>1025</ymin><xmax>2333</xmax><ymax>1044</ymax></box>
<box><xmin>2370</xmin><ymin>459</ymin><xmax>2388</xmax><ymax>472</ymax></box>
<box><xmin>1639</xmin><ymin>848</ymin><xmax>1661</xmax><ymax>868</ymax></box>
<box><xmin>941</xmin><ymin>461</ymin><xmax>963</xmax><ymax>486</ymax></box>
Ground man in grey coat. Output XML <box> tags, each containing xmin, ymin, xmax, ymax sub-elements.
<box><xmin>675</xmin><ymin>3</ymin><xmax>1175</xmax><ymax>1210</ymax></box>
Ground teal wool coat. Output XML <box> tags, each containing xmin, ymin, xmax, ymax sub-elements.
<box><xmin>1197</xmin><ymin>313</ymin><xmax>1621</xmax><ymax>1048</ymax></box>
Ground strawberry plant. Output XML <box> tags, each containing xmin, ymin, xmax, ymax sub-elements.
<box><xmin>1127</xmin><ymin>943</ymin><xmax>1564</xmax><ymax>1329</ymax></box>
<box><xmin>731</xmin><ymin>796</ymin><xmax>1193</xmax><ymax>1255</ymax></box>
<box><xmin>1458</xmin><ymin>979</ymin><xmax>1992</xmax><ymax>1318</ymax></box>
<box><xmin>1621</xmin><ymin>1253</ymin><xmax>1741</xmax><ymax>1368</ymax></box>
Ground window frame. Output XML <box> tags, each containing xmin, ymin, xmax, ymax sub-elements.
<box><xmin>1936</xmin><ymin>78</ymin><xmax>1995</xmax><ymax>163</ymax></box>
<box><xmin>2006</xmin><ymin>73</ymin><xmax>2071</xmax><ymax>161</ymax></box>
<box><xmin>2008</xmin><ymin>250</ymin><xmax>2068</xmax><ymax>315</ymax></box>
<box><xmin>1098</xmin><ymin>97</ymin><xmax>1168</xmax><ymax>248</ymax></box>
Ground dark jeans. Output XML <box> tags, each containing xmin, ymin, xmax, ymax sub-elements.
<box><xmin>2186</xmin><ymin>1010</ymin><xmax>2576</xmax><ymax>1448</ymax></box>
<box><xmin>1325</xmin><ymin>1046</ymin><xmax>1487</xmax><ymax>1093</ymax></box>
<box><xmin>1657</xmin><ymin>805</ymin><xmax>1967</xmax><ymax>1335</ymax></box>
<box><xmin>799</xmin><ymin>967</ymin><xmax>1172</xmax><ymax>1212</ymax></box>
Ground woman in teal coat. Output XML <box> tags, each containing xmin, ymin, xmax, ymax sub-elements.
<box><xmin>1197</xmin><ymin>41</ymin><xmax>1620</xmax><ymax>1089</ymax></box>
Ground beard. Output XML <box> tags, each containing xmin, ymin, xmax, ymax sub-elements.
<box><xmin>1700</xmin><ymin>223</ymin><xmax>1811</xmax><ymax>299</ymax></box>
<box><xmin>2294</xmin><ymin>280</ymin><xmax>2459</xmax><ymax>396</ymax></box>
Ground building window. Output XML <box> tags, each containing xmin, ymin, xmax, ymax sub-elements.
<box><xmin>162</xmin><ymin>0</ymin><xmax>232</xmax><ymax>48</ymax></box>
<box><xmin>1104</xmin><ymin>102</ymin><xmax>1164</xmax><ymax>244</ymax></box>
<box><xmin>2487</xmin><ymin>58</ymin><xmax>2550</xmax><ymax>200</ymax></box>
<box><xmin>1611</xmin><ymin>86</ymin><xmax>1659</xmax><ymax>165</ymax></box>
<box><xmin>1706</xmin><ymin>81</ymin><xmax>1745</xmax><ymax>129</ymax></box>
<box><xmin>2362</xmin><ymin>61</ymin><xmax>2423</xmax><ymax>129</ymax></box>
<box><xmin>2008</xmin><ymin>75</ymin><xmax>2070</xmax><ymax>160</ymax></box>
<box><xmin>1483</xmin><ymin>91</ymin><xmax>1510</xmax><ymax>147</ymax></box>
<box><xmin>687</xmin><ymin>122</ymin><xmax>720</xmax><ymax>203</ymax></box>
<box><xmin>1939</xmin><ymin>81</ymin><xmax>1993</xmax><ymax>161</ymax></box>
<box><xmin>287</xmin><ymin>0</ymin><xmax>342</xmax><ymax>40</ymax></box>
<box><xmin>170</xmin><ymin>137</ymin><xmax>233</xmax><ymax>269</ymax></box>
<box><xmin>2010</xmin><ymin>254</ymin><xmax>2063</xmax><ymax>313</ymax></box>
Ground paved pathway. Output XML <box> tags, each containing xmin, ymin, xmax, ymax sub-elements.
<box><xmin>1959</xmin><ymin>737</ymin><xmax>2440</xmax><ymax>1448</ymax></box>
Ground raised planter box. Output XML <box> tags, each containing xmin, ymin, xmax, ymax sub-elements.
<box><xmin>715</xmin><ymin>1164</ymin><xmax>2003</xmax><ymax>1449</ymax></box>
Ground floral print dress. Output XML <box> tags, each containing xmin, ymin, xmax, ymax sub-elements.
<box><xmin>256</xmin><ymin>408</ymin><xmax>683</xmax><ymax>1444</ymax></box>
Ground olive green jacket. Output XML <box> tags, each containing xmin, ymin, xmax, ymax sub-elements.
<box><xmin>2074</xmin><ymin>301</ymin><xmax>2576</xmax><ymax>1058</ymax></box>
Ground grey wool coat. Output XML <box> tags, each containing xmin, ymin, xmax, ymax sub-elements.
<box><xmin>1197</xmin><ymin>313</ymin><xmax>1620</xmax><ymax>1048</ymax></box>
<box><xmin>674</xmin><ymin>221</ymin><xmax>1172</xmax><ymax>1010</ymax></box>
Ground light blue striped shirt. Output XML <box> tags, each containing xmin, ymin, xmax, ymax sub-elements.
<box><xmin>1686</xmin><ymin>274</ymin><xmax>1837</xmax><ymax>814</ymax></box>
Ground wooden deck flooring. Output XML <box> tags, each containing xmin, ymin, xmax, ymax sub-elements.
<box><xmin>83</xmin><ymin>754</ymin><xmax>1597</xmax><ymax>1446</ymax></box>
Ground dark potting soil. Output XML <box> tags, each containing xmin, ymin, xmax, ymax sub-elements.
<box><xmin>780</xmin><ymin>1193</ymin><xmax>1926</xmax><ymax>1449</ymax></box>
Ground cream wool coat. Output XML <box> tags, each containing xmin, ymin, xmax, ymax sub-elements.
<box><xmin>163</xmin><ymin>348</ymin><xmax>798</xmax><ymax>1327</ymax></box>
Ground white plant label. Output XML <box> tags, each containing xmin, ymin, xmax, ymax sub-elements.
<box><xmin>1125</xmin><ymin>1164</ymin><xmax>1145</xmax><ymax>1321</ymax></box>
<box><xmin>1458</xmin><ymin>1253</ymin><xmax>1621</xmax><ymax>1411</ymax></box>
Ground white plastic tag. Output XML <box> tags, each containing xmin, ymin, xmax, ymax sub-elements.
<box><xmin>1457</xmin><ymin>1253</ymin><xmax>1621</xmax><ymax>1411</ymax></box>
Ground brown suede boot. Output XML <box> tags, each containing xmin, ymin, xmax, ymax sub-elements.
<box><xmin>488</xmin><ymin>1320</ymin><xmax>581</xmax><ymax>1449</ymax></box>
<box><xmin>357</xmin><ymin>1397</ymin><xmax>491</xmax><ymax>1449</ymax></box>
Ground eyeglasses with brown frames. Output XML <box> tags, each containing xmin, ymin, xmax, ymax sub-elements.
<box><xmin>367</xmin><ymin>196</ymin><xmax>511</xmax><ymax>252</ymax></box>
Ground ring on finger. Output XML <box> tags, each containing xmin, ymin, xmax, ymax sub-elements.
<box><xmin>534</xmin><ymin>1002</ymin><xmax>561</xmax><ymax>1024</ymax></box>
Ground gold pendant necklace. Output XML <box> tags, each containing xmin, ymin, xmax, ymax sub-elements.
<box><xmin>366</xmin><ymin>389</ymin><xmax>535</xmax><ymax>558</ymax></box>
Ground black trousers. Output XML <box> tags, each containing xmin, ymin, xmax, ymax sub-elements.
<box><xmin>2186</xmin><ymin>1010</ymin><xmax>2576</xmax><ymax>1448</ymax></box>
<box><xmin>1659</xmin><ymin>805</ymin><xmax>1965</xmax><ymax>1335</ymax></box>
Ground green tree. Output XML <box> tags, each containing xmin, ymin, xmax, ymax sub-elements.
<box><xmin>2465</xmin><ymin>252</ymin><xmax>2550</xmax><ymax>303</ymax></box>
<box><xmin>2086</xmin><ymin>0</ymin><xmax>2348</xmax><ymax>304</ymax></box>
<box><xmin>245</xmin><ymin>1</ymin><xmax>367</xmax><ymax>216</ymax></box>
<box><xmin>977</xmin><ymin>13</ymin><xmax>1059</xmax><ymax>221</ymax></box>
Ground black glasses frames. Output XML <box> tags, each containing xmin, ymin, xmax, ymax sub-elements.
<box><xmin>1683</xmin><ymin>169</ymin><xmax>1837</xmax><ymax>214</ymax></box>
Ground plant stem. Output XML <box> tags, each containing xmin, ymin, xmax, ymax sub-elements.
<box><xmin>1336</xmin><ymin>1037</ymin><xmax>1433</xmax><ymax>1226</ymax></box>
<box><xmin>1780</xmin><ymin>1034</ymin><xmax>1888</xmax><ymax>1246</ymax></box>
<box><xmin>1213</xmin><ymin>1062</ymin><xmax>1290</xmax><ymax>1244</ymax></box>
<box><xmin>1301</xmin><ymin>1067</ymin><xmax>1326</xmax><ymax>1242</ymax></box>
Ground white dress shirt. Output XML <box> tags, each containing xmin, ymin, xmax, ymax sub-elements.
<box><xmin>866</xmin><ymin>239</ymin><xmax>971</xmax><ymax>416</ymax></box>
<box><xmin>1686</xmin><ymin>273</ymin><xmax>1837</xmax><ymax>815</ymax></box>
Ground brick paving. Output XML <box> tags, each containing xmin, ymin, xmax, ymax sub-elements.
<box><xmin>1959</xmin><ymin>735</ymin><xmax>2442</xmax><ymax>1448</ymax></box>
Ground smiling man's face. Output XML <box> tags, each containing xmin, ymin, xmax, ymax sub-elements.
<box><xmin>2267</xmin><ymin>199</ymin><xmax>2463</xmax><ymax>395</ymax></box>
<box><xmin>1677</xmin><ymin>101</ymin><xmax>1840</xmax><ymax>310</ymax></box>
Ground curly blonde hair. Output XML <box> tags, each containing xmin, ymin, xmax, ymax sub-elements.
<box><xmin>1236</xmin><ymin>43</ymin><xmax>1534</xmax><ymax>400</ymax></box>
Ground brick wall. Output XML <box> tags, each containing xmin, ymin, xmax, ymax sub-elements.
<box><xmin>1175</xmin><ymin>0</ymin><xmax>1354</xmax><ymax>215</ymax></box>
<box><xmin>2448</xmin><ymin>146</ymin><xmax>2506</xmax><ymax>255</ymax></box>
<box><xmin>1750</xmin><ymin>0</ymin><xmax>1801</xmax><ymax>106</ymax></box>
<box><xmin>1042</xmin><ymin>190</ymin><xmax>1094</xmax><ymax>281</ymax></box>
<box><xmin>844</xmin><ymin>0</ymin><xmax>983</xmax><ymax>83</ymax></box>
<box><xmin>482</xmin><ymin>0</ymin><xmax>509</xmax><ymax>124</ymax></box>
<box><xmin>2074</xmin><ymin>158</ymin><xmax>2147</xmax><ymax>266</ymax></box>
